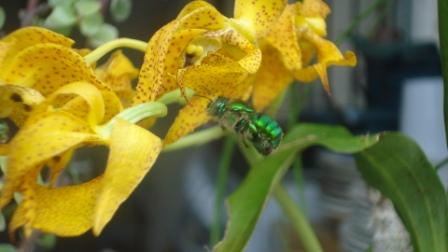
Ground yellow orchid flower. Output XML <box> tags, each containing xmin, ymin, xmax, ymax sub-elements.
<box><xmin>134</xmin><ymin>0</ymin><xmax>355</xmax><ymax>143</ymax></box>
<box><xmin>0</xmin><ymin>82</ymin><xmax>165</xmax><ymax>237</ymax></box>
<box><xmin>134</xmin><ymin>0</ymin><xmax>291</xmax><ymax>143</ymax></box>
<box><xmin>252</xmin><ymin>0</ymin><xmax>357</xmax><ymax>109</ymax></box>
<box><xmin>0</xmin><ymin>27</ymin><xmax>112</xmax><ymax>126</ymax></box>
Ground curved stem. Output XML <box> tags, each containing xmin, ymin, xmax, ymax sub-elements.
<box><xmin>435</xmin><ymin>156</ymin><xmax>448</xmax><ymax>171</ymax></box>
<box><xmin>274</xmin><ymin>186</ymin><xmax>323</xmax><ymax>252</ymax></box>
<box><xmin>211</xmin><ymin>137</ymin><xmax>235</xmax><ymax>246</ymax></box>
<box><xmin>157</xmin><ymin>88</ymin><xmax>195</xmax><ymax>105</ymax></box>
<box><xmin>84</xmin><ymin>38</ymin><xmax>148</xmax><ymax>64</ymax></box>
<box><xmin>163</xmin><ymin>126</ymin><xmax>224</xmax><ymax>152</ymax></box>
<box><xmin>98</xmin><ymin>101</ymin><xmax>167</xmax><ymax>138</ymax></box>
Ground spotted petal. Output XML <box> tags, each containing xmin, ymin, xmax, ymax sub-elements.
<box><xmin>294</xmin><ymin>31</ymin><xmax>357</xmax><ymax>93</ymax></box>
<box><xmin>0</xmin><ymin>27</ymin><xmax>73</xmax><ymax>71</ymax></box>
<box><xmin>0</xmin><ymin>85</ymin><xmax>45</xmax><ymax>126</ymax></box>
<box><xmin>134</xmin><ymin>23</ymin><xmax>206</xmax><ymax>103</ymax></box>
<box><xmin>93</xmin><ymin>119</ymin><xmax>161</xmax><ymax>234</ymax></box>
<box><xmin>0</xmin><ymin>111</ymin><xmax>100</xmax><ymax>210</ymax></box>
<box><xmin>0</xmin><ymin>44</ymin><xmax>109</xmax><ymax>96</ymax></box>
<box><xmin>3</xmin><ymin>108</ymin><xmax>161</xmax><ymax>238</ymax></box>
<box><xmin>177</xmin><ymin>0</ymin><xmax>226</xmax><ymax>30</ymax></box>
<box><xmin>164</xmin><ymin>97</ymin><xmax>210</xmax><ymax>144</ymax></box>
<box><xmin>95</xmin><ymin>51</ymin><xmax>138</xmax><ymax>107</ymax></box>
<box><xmin>296</xmin><ymin>0</ymin><xmax>330</xmax><ymax>18</ymax></box>
<box><xmin>251</xmin><ymin>46</ymin><xmax>293</xmax><ymax>110</ymax></box>
<box><xmin>218</xmin><ymin>29</ymin><xmax>262</xmax><ymax>73</ymax></box>
<box><xmin>265</xmin><ymin>4</ymin><xmax>302</xmax><ymax>71</ymax></box>
<box><xmin>165</xmin><ymin>54</ymin><xmax>250</xmax><ymax>144</ymax></box>
<box><xmin>181</xmin><ymin>53</ymin><xmax>250</xmax><ymax>98</ymax></box>
<box><xmin>233</xmin><ymin>0</ymin><xmax>287</xmax><ymax>38</ymax></box>
<box><xmin>10</xmin><ymin>176</ymin><xmax>102</xmax><ymax>237</ymax></box>
<box><xmin>47</xmin><ymin>82</ymin><xmax>106</xmax><ymax>128</ymax></box>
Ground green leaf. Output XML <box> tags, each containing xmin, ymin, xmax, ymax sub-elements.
<box><xmin>88</xmin><ymin>24</ymin><xmax>118</xmax><ymax>47</ymax></box>
<box><xmin>214</xmin><ymin>124</ymin><xmax>379</xmax><ymax>251</ymax></box>
<box><xmin>44</xmin><ymin>6</ymin><xmax>77</xmax><ymax>28</ymax></box>
<box><xmin>0</xmin><ymin>211</ymin><xmax>5</xmax><ymax>232</ymax></box>
<box><xmin>0</xmin><ymin>7</ymin><xmax>5</xmax><ymax>30</ymax></box>
<box><xmin>110</xmin><ymin>0</ymin><xmax>132</xmax><ymax>22</ymax></box>
<box><xmin>438</xmin><ymin>0</ymin><xmax>448</xmax><ymax>146</ymax></box>
<box><xmin>80</xmin><ymin>13</ymin><xmax>103</xmax><ymax>37</ymax></box>
<box><xmin>280</xmin><ymin>123</ymin><xmax>379</xmax><ymax>153</ymax></box>
<box><xmin>37</xmin><ymin>234</ymin><xmax>57</xmax><ymax>250</ymax></box>
<box><xmin>51</xmin><ymin>26</ymin><xmax>74</xmax><ymax>36</ymax></box>
<box><xmin>0</xmin><ymin>244</ymin><xmax>15</xmax><ymax>252</ymax></box>
<box><xmin>355</xmin><ymin>133</ymin><xmax>448</xmax><ymax>252</ymax></box>
<box><xmin>48</xmin><ymin>0</ymin><xmax>75</xmax><ymax>8</ymax></box>
<box><xmin>75</xmin><ymin>0</ymin><xmax>101</xmax><ymax>17</ymax></box>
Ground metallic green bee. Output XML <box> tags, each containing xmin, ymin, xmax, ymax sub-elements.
<box><xmin>207</xmin><ymin>97</ymin><xmax>283</xmax><ymax>155</ymax></box>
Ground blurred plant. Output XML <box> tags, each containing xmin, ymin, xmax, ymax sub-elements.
<box><xmin>16</xmin><ymin>0</ymin><xmax>132</xmax><ymax>47</ymax></box>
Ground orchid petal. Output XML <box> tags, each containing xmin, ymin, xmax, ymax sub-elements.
<box><xmin>251</xmin><ymin>46</ymin><xmax>293</xmax><ymax>110</ymax></box>
<box><xmin>219</xmin><ymin>29</ymin><xmax>261</xmax><ymax>73</ymax></box>
<box><xmin>164</xmin><ymin>54</ymin><xmax>252</xmax><ymax>143</ymax></box>
<box><xmin>177</xmin><ymin>1</ymin><xmax>226</xmax><ymax>30</ymax></box>
<box><xmin>0</xmin><ymin>44</ymin><xmax>109</xmax><ymax>96</ymax></box>
<box><xmin>294</xmin><ymin>31</ymin><xmax>357</xmax><ymax>92</ymax></box>
<box><xmin>297</xmin><ymin>0</ymin><xmax>330</xmax><ymax>18</ymax></box>
<box><xmin>164</xmin><ymin>97</ymin><xmax>210</xmax><ymax>144</ymax></box>
<box><xmin>95</xmin><ymin>50</ymin><xmax>138</xmax><ymax>106</ymax></box>
<box><xmin>0</xmin><ymin>27</ymin><xmax>73</xmax><ymax>71</ymax></box>
<box><xmin>134</xmin><ymin>24</ymin><xmax>205</xmax><ymax>103</ymax></box>
<box><xmin>265</xmin><ymin>4</ymin><xmax>302</xmax><ymax>71</ymax></box>
<box><xmin>0</xmin><ymin>112</ymin><xmax>100</xmax><ymax>209</ymax></box>
<box><xmin>0</xmin><ymin>85</ymin><xmax>45</xmax><ymax>126</ymax></box>
<box><xmin>180</xmin><ymin>53</ymin><xmax>250</xmax><ymax>98</ymax></box>
<box><xmin>234</xmin><ymin>0</ymin><xmax>287</xmax><ymax>38</ymax></box>
<box><xmin>93</xmin><ymin>119</ymin><xmax>161</xmax><ymax>234</ymax></box>
<box><xmin>10</xmin><ymin>176</ymin><xmax>102</xmax><ymax>237</ymax></box>
<box><xmin>0</xmin><ymin>144</ymin><xmax>8</xmax><ymax>155</ymax></box>
<box><xmin>48</xmin><ymin>82</ymin><xmax>105</xmax><ymax>128</ymax></box>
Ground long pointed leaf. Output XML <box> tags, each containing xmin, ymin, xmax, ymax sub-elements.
<box><xmin>214</xmin><ymin>124</ymin><xmax>378</xmax><ymax>251</ymax></box>
<box><xmin>355</xmin><ymin>133</ymin><xmax>448</xmax><ymax>252</ymax></box>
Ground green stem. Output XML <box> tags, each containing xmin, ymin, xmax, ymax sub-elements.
<box><xmin>238</xmin><ymin>130</ymin><xmax>322</xmax><ymax>252</ymax></box>
<box><xmin>156</xmin><ymin>88</ymin><xmax>195</xmax><ymax>105</ymax></box>
<box><xmin>84</xmin><ymin>38</ymin><xmax>148</xmax><ymax>64</ymax></box>
<box><xmin>292</xmin><ymin>158</ymin><xmax>306</xmax><ymax>211</ymax></box>
<box><xmin>288</xmin><ymin>84</ymin><xmax>308</xmax><ymax>212</ymax></box>
<box><xmin>435</xmin><ymin>157</ymin><xmax>448</xmax><ymax>171</ymax></box>
<box><xmin>163</xmin><ymin>126</ymin><xmax>224</xmax><ymax>152</ymax></box>
<box><xmin>336</xmin><ymin>0</ymin><xmax>386</xmax><ymax>44</ymax></box>
<box><xmin>98</xmin><ymin>101</ymin><xmax>167</xmax><ymax>138</ymax></box>
<box><xmin>238</xmin><ymin>137</ymin><xmax>322</xmax><ymax>252</ymax></box>
<box><xmin>439</xmin><ymin>0</ymin><xmax>448</xmax><ymax>147</ymax></box>
<box><xmin>211</xmin><ymin>137</ymin><xmax>236</xmax><ymax>246</ymax></box>
<box><xmin>274</xmin><ymin>186</ymin><xmax>323</xmax><ymax>252</ymax></box>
